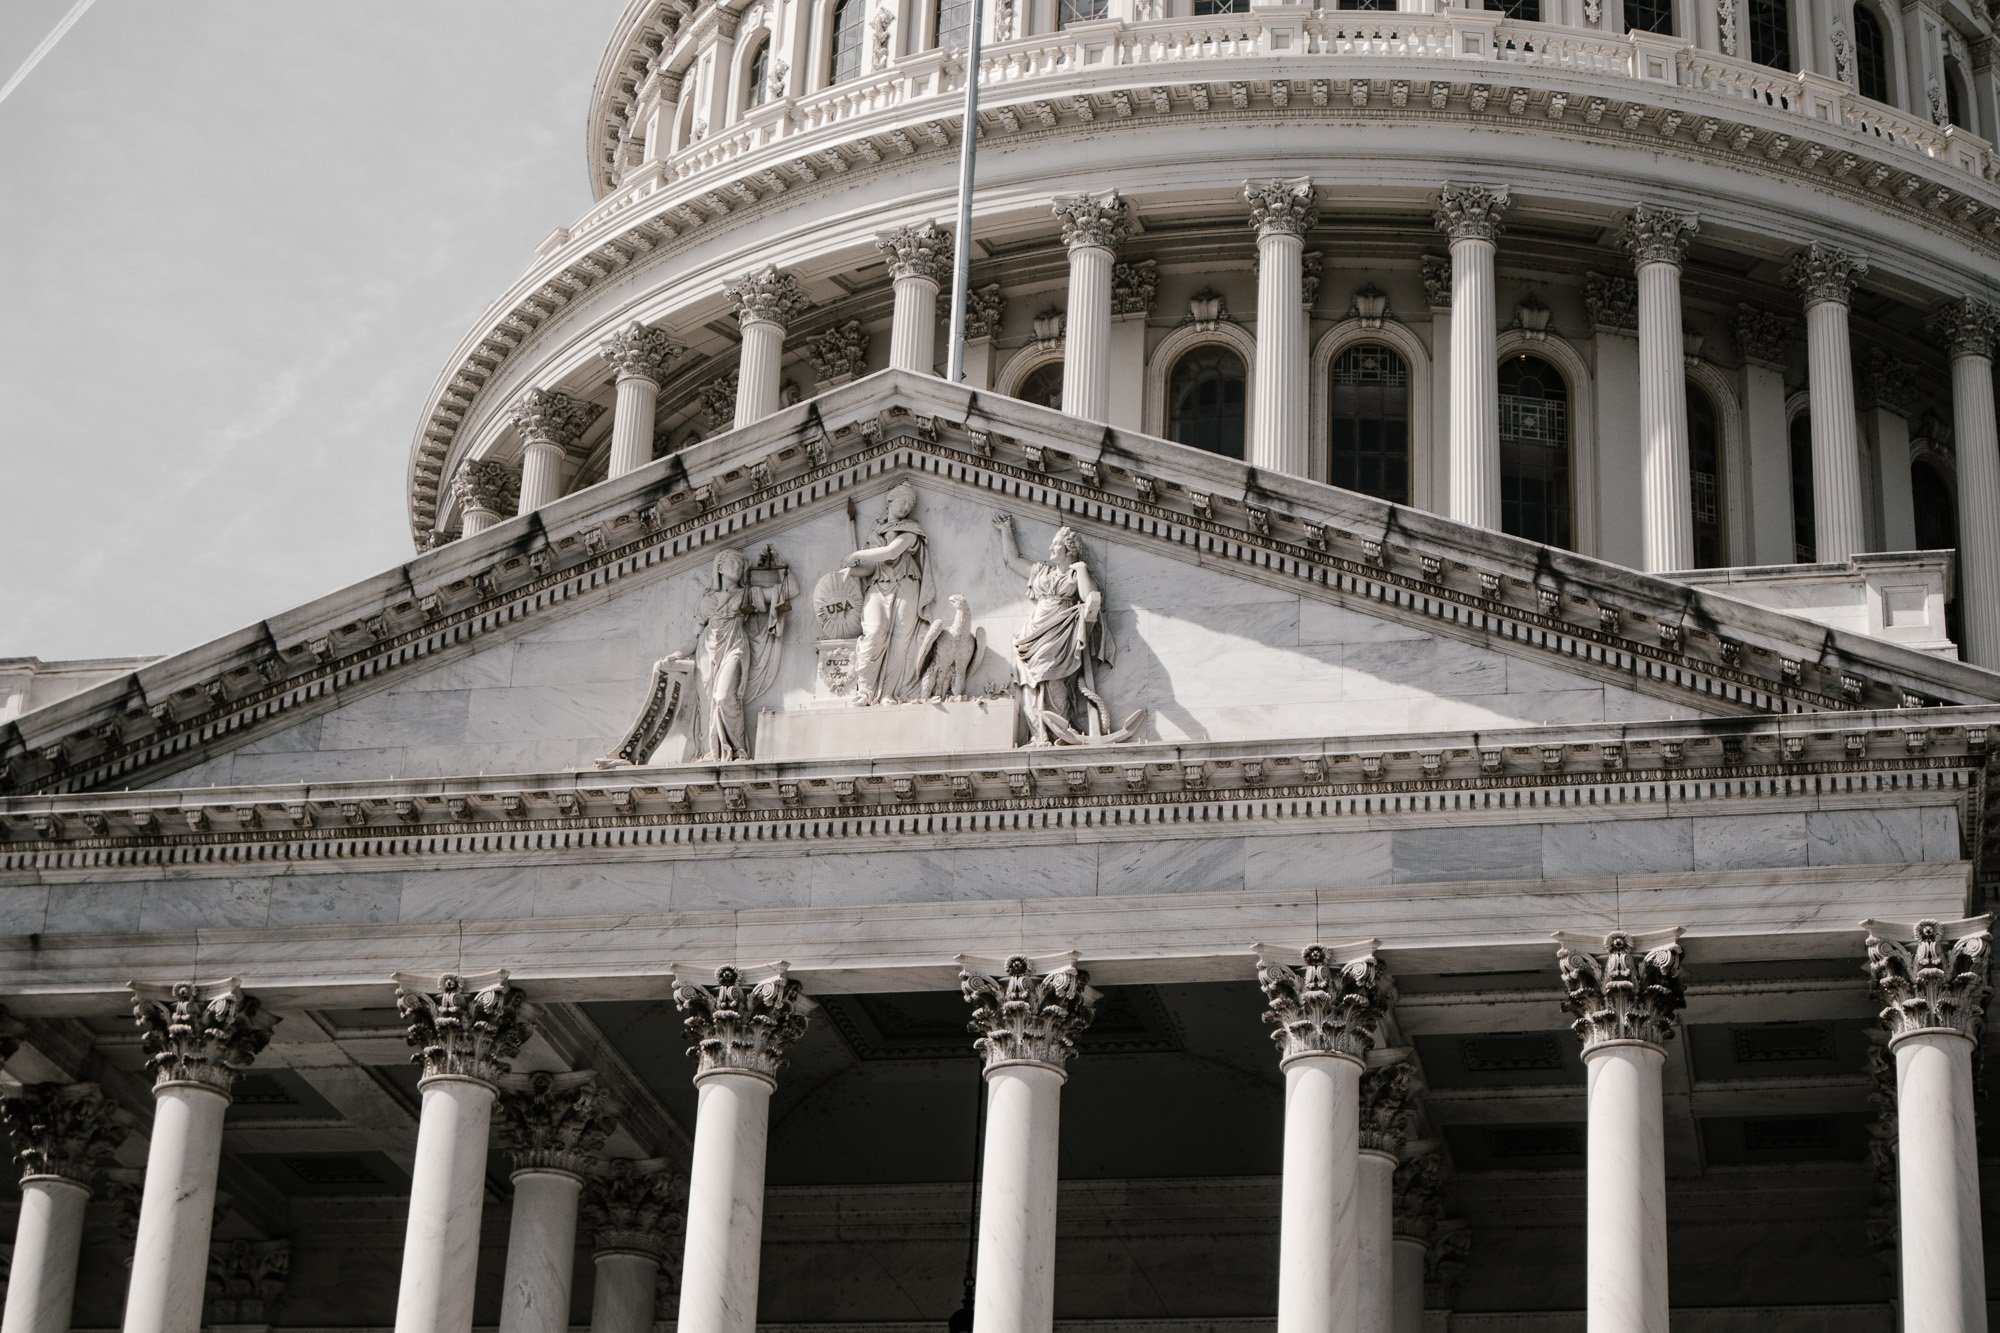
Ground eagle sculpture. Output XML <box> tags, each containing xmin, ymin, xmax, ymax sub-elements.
<box><xmin>914</xmin><ymin>593</ymin><xmax>984</xmax><ymax>701</ymax></box>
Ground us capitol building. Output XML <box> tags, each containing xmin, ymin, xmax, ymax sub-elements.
<box><xmin>6</xmin><ymin>0</ymin><xmax>2000</xmax><ymax>1329</ymax></box>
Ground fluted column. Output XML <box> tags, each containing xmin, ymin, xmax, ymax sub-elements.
<box><xmin>1865</xmin><ymin>917</ymin><xmax>1993</xmax><ymax>1333</ymax></box>
<box><xmin>1625</xmin><ymin>206</ymin><xmax>1700</xmax><ymax>572</ymax></box>
<box><xmin>1557</xmin><ymin>929</ymin><xmax>1686</xmax><ymax>1333</ymax></box>
<box><xmin>1245</xmin><ymin>178</ymin><xmax>1319</xmax><ymax>475</ymax></box>
<box><xmin>725</xmin><ymin>266</ymin><xmax>812</xmax><ymax>428</ymax></box>
<box><xmin>958</xmin><ymin>953</ymin><xmax>1100</xmax><ymax>1333</ymax></box>
<box><xmin>585</xmin><ymin>1159</ymin><xmax>683</xmax><ymax>1333</ymax></box>
<box><xmin>1733</xmin><ymin>305</ymin><xmax>1802</xmax><ymax>564</ymax></box>
<box><xmin>497</xmin><ymin>1072</ymin><xmax>617</xmax><ymax>1333</ymax></box>
<box><xmin>510</xmin><ymin>389</ymin><xmax>600</xmax><ymax>513</ymax></box>
<box><xmin>392</xmin><ymin>971</ymin><xmax>535</xmax><ymax>1333</ymax></box>
<box><xmin>1391</xmin><ymin>1152</ymin><xmax>1445</xmax><ymax>1333</ymax></box>
<box><xmin>1259</xmin><ymin>942</ymin><xmax>1394</xmax><ymax>1333</ymax></box>
<box><xmin>450</xmin><ymin>458</ymin><xmax>519</xmax><ymax>537</ymax></box>
<box><xmin>1787</xmin><ymin>244</ymin><xmax>1870</xmax><ymax>561</ymax></box>
<box><xmin>123</xmin><ymin>980</ymin><xmax>276</xmax><ymax>1333</ymax></box>
<box><xmin>1434</xmin><ymin>185</ymin><xmax>1511</xmax><ymax>531</ymax></box>
<box><xmin>1</xmin><ymin>1084</ymin><xmax>126</xmax><ymax>1333</ymax></box>
<box><xmin>878</xmin><ymin>221</ymin><xmax>952</xmax><ymax>374</ymax></box>
<box><xmin>598</xmin><ymin>322</ymin><xmax>684</xmax><ymax>478</ymax></box>
<box><xmin>1052</xmin><ymin>192</ymin><xmax>1128</xmax><ymax>422</ymax></box>
<box><xmin>1358</xmin><ymin>1056</ymin><xmax>1421</xmax><ymax>1333</ymax></box>
<box><xmin>1934</xmin><ymin>299</ymin><xmax>2000</xmax><ymax>666</ymax></box>
<box><xmin>672</xmin><ymin>964</ymin><xmax>815</xmax><ymax>1333</ymax></box>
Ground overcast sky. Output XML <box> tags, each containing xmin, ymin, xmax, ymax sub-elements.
<box><xmin>0</xmin><ymin>0</ymin><xmax>629</xmax><ymax>660</ymax></box>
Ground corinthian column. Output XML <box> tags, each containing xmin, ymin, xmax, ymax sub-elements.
<box><xmin>672</xmin><ymin>963</ymin><xmax>816</xmax><ymax>1333</ymax></box>
<box><xmin>959</xmin><ymin>953</ymin><xmax>1100</xmax><ymax>1333</ymax></box>
<box><xmin>1786</xmin><ymin>244</ymin><xmax>1870</xmax><ymax>561</ymax></box>
<box><xmin>1052</xmin><ymin>192</ymin><xmax>1128</xmax><ymax>422</ymax></box>
<box><xmin>391</xmin><ymin>971</ymin><xmax>535</xmax><ymax>1333</ymax></box>
<box><xmin>1864</xmin><ymin>917</ymin><xmax>1993</xmax><ymax>1333</ymax></box>
<box><xmin>877</xmin><ymin>221</ymin><xmax>953</xmax><ymax>374</ymax></box>
<box><xmin>1932</xmin><ymin>299</ymin><xmax>2000</xmax><ymax>666</ymax></box>
<box><xmin>584</xmin><ymin>1159</ymin><xmax>683</xmax><ymax>1333</ymax></box>
<box><xmin>450</xmin><ymin>458</ymin><xmax>519</xmax><ymax>537</ymax></box>
<box><xmin>1624</xmin><ymin>205</ymin><xmax>1700</xmax><ymax>572</ymax></box>
<box><xmin>1258</xmin><ymin>941</ymin><xmax>1393</xmax><ymax>1333</ymax></box>
<box><xmin>511</xmin><ymin>388</ymin><xmax>601</xmax><ymax>513</ymax></box>
<box><xmin>1</xmin><ymin>1084</ymin><xmax>126</xmax><ymax>1333</ymax></box>
<box><xmin>598</xmin><ymin>322</ymin><xmax>684</xmax><ymax>478</ymax></box>
<box><xmin>1245</xmin><ymin>178</ymin><xmax>1319</xmax><ymax>475</ymax></box>
<box><xmin>1433</xmin><ymin>185</ymin><xmax>1511</xmax><ymax>531</ymax></box>
<box><xmin>123</xmin><ymin>980</ymin><xmax>276</xmax><ymax>1333</ymax></box>
<box><xmin>1358</xmin><ymin>1056</ymin><xmax>1421</xmax><ymax>1333</ymax></box>
<box><xmin>1556</xmin><ymin>929</ymin><xmax>1686</xmax><ymax>1333</ymax></box>
<box><xmin>1391</xmin><ymin>1151</ymin><xmax>1445</xmax><ymax>1333</ymax></box>
<box><xmin>724</xmin><ymin>266</ymin><xmax>812</xmax><ymax>428</ymax></box>
<box><xmin>496</xmin><ymin>1072</ymin><xmax>618</xmax><ymax>1333</ymax></box>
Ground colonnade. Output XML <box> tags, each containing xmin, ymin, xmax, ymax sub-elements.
<box><xmin>5</xmin><ymin>918</ymin><xmax>1982</xmax><ymax>1333</ymax></box>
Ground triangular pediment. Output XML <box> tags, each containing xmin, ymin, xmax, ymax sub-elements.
<box><xmin>6</xmin><ymin>369</ymin><xmax>1998</xmax><ymax>797</ymax></box>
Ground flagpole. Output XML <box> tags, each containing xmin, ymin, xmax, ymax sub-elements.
<box><xmin>944</xmin><ymin>0</ymin><xmax>984</xmax><ymax>384</ymax></box>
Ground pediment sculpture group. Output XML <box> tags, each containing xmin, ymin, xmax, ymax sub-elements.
<box><xmin>601</xmin><ymin>484</ymin><xmax>1143</xmax><ymax>765</ymax></box>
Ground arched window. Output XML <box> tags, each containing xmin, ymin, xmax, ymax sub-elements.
<box><xmin>1945</xmin><ymin>67</ymin><xmax>1969</xmax><ymax>129</ymax></box>
<box><xmin>1748</xmin><ymin>0</ymin><xmax>1791</xmax><ymax>68</ymax></box>
<box><xmin>1167</xmin><ymin>345</ymin><xmax>1247</xmax><ymax>459</ymax></box>
<box><xmin>745</xmin><ymin>36</ymin><xmax>773</xmax><ymax>109</ymax></box>
<box><xmin>936</xmin><ymin>0</ymin><xmax>974</xmax><ymax>46</ymax></box>
<box><xmin>1015</xmin><ymin>361</ymin><xmax>1064</xmax><ymax>410</ymax></box>
<box><xmin>1688</xmin><ymin>383</ymin><xmax>1724</xmax><ymax>568</ymax></box>
<box><xmin>1059</xmin><ymin>0</ymin><xmax>1109</xmax><ymax>24</ymax></box>
<box><xmin>1626</xmin><ymin>0</ymin><xmax>1674</xmax><ymax>36</ymax></box>
<box><xmin>675</xmin><ymin>94</ymin><xmax>697</xmax><ymax>151</ymax></box>
<box><xmin>830</xmin><ymin>0</ymin><xmax>868</xmax><ymax>84</ymax></box>
<box><xmin>1789</xmin><ymin>411</ymin><xmax>1816</xmax><ymax>562</ymax></box>
<box><xmin>1499</xmin><ymin>355</ymin><xmax>1571</xmax><ymax>549</ymax></box>
<box><xmin>1328</xmin><ymin>343</ymin><xmax>1411</xmax><ymax>504</ymax></box>
<box><xmin>1853</xmin><ymin>7</ymin><xmax>1890</xmax><ymax>103</ymax></box>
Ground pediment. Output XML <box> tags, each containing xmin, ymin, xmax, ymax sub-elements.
<box><xmin>6</xmin><ymin>369</ymin><xmax>1998</xmax><ymax>797</ymax></box>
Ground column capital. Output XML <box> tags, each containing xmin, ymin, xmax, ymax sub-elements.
<box><xmin>206</xmin><ymin>1238</ymin><xmax>291</xmax><ymax>1326</ymax></box>
<box><xmin>1359</xmin><ymin>1054</ymin><xmax>1423</xmax><ymax>1154</ymax></box>
<box><xmin>1583</xmin><ymin>272</ymin><xmax>1639</xmax><ymax>333</ymax></box>
<box><xmin>1432</xmin><ymin>182</ymin><xmax>1511</xmax><ymax>243</ymax></box>
<box><xmin>129</xmin><ymin>978</ymin><xmax>275</xmax><ymax>1094</ymax></box>
<box><xmin>508</xmin><ymin>387</ymin><xmax>601</xmax><ymax>453</ymax></box>
<box><xmin>1256</xmin><ymin>941</ymin><xmax>1392</xmax><ymax>1065</ymax></box>
<box><xmin>1420</xmin><ymin>255</ymin><xmax>1453</xmax><ymax>311</ymax></box>
<box><xmin>1392</xmin><ymin>1149</ymin><xmax>1446</xmax><ymax>1241</ymax></box>
<box><xmin>1556</xmin><ymin>928</ymin><xmax>1686</xmax><ymax>1051</ymax></box>
<box><xmin>1112</xmin><ymin>259</ymin><xmax>1159</xmax><ymax>317</ymax></box>
<box><xmin>1785</xmin><ymin>243</ymin><xmax>1869</xmax><ymax>306</ymax></box>
<box><xmin>1930</xmin><ymin>296</ymin><xmax>2000</xmax><ymax>360</ymax></box>
<box><xmin>805</xmin><ymin>319</ymin><xmax>871</xmax><ymax>383</ymax></box>
<box><xmin>1425</xmin><ymin>1219</ymin><xmax>1473</xmax><ymax>1307</ymax></box>
<box><xmin>1</xmin><ymin>1082</ymin><xmax>127</xmax><ymax>1184</ymax></box>
<box><xmin>598</xmin><ymin>320</ymin><xmax>686</xmax><ymax>386</ymax></box>
<box><xmin>394</xmin><ymin>969</ymin><xmax>534</xmax><ymax>1086</ymax></box>
<box><xmin>1864</xmin><ymin>916</ymin><xmax>1993</xmax><ymax>1045</ymax></box>
<box><xmin>449</xmin><ymin>457</ymin><xmax>518</xmax><ymax>522</ymax></box>
<box><xmin>725</xmin><ymin>264</ymin><xmax>813</xmax><ymax>329</ymax></box>
<box><xmin>1733</xmin><ymin>303</ymin><xmax>1800</xmax><ymax>368</ymax></box>
<box><xmin>672</xmin><ymin>962</ymin><xmax>816</xmax><ymax>1080</ymax></box>
<box><xmin>876</xmin><ymin>220</ymin><xmax>954</xmax><ymax>286</ymax></box>
<box><xmin>584</xmin><ymin>1157</ymin><xmax>685</xmax><ymax>1260</ymax></box>
<box><xmin>1622</xmin><ymin>204</ymin><xmax>1698</xmax><ymax>266</ymax></box>
<box><xmin>1243</xmin><ymin>176</ymin><xmax>1319</xmax><ymax>237</ymax></box>
<box><xmin>1052</xmin><ymin>191</ymin><xmax>1129</xmax><ymax>252</ymax></box>
<box><xmin>497</xmin><ymin>1070</ymin><xmax>618</xmax><ymax>1177</ymax></box>
<box><xmin>1858</xmin><ymin>348</ymin><xmax>1919</xmax><ymax>416</ymax></box>
<box><xmin>964</xmin><ymin>284</ymin><xmax>1006</xmax><ymax>340</ymax></box>
<box><xmin>960</xmin><ymin>952</ymin><xmax>1100</xmax><ymax>1072</ymax></box>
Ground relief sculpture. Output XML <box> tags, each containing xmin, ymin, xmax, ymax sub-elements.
<box><xmin>992</xmin><ymin>513</ymin><xmax>1142</xmax><ymax>745</ymax></box>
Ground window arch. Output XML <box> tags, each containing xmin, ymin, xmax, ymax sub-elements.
<box><xmin>744</xmin><ymin>35</ymin><xmax>773</xmax><ymax>110</ymax></box>
<box><xmin>830</xmin><ymin>0</ymin><xmax>868</xmax><ymax>84</ymax></box>
<box><xmin>1748</xmin><ymin>0</ymin><xmax>1792</xmax><ymax>69</ymax></box>
<box><xmin>1014</xmin><ymin>359</ymin><xmax>1064</xmax><ymax>409</ymax></box>
<box><xmin>1688</xmin><ymin>382</ymin><xmax>1725</xmax><ymax>568</ymax></box>
<box><xmin>936</xmin><ymin>0</ymin><xmax>974</xmax><ymax>46</ymax></box>
<box><xmin>1626</xmin><ymin>0</ymin><xmax>1674</xmax><ymax>36</ymax></box>
<box><xmin>1789</xmin><ymin>410</ymin><xmax>1816</xmax><ymax>562</ymax></box>
<box><xmin>1499</xmin><ymin>354</ymin><xmax>1571</xmax><ymax>549</ymax></box>
<box><xmin>1853</xmin><ymin>6</ymin><xmax>1890</xmax><ymax>103</ymax></box>
<box><xmin>1944</xmin><ymin>64</ymin><xmax>1970</xmax><ymax>130</ymax></box>
<box><xmin>674</xmin><ymin>93</ymin><xmax>697</xmax><ymax>153</ymax></box>
<box><xmin>1328</xmin><ymin>343</ymin><xmax>1412</xmax><ymax>504</ymax></box>
<box><xmin>1166</xmin><ymin>344</ymin><xmax>1247</xmax><ymax>459</ymax></box>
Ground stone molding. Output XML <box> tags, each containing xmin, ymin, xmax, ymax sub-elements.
<box><xmin>0</xmin><ymin>1082</ymin><xmax>126</xmax><ymax>1184</ymax></box>
<box><xmin>207</xmin><ymin>1238</ymin><xmax>290</xmax><ymax>1326</ymax></box>
<box><xmin>598</xmin><ymin>321</ymin><xmax>686</xmax><ymax>385</ymax></box>
<box><xmin>1256</xmin><ymin>941</ymin><xmax>1391</xmax><ymax>1065</ymax></box>
<box><xmin>960</xmin><ymin>952</ymin><xmax>1100</xmax><ymax>1072</ymax></box>
<box><xmin>1359</xmin><ymin>1053</ymin><xmax>1423</xmax><ymax>1154</ymax></box>
<box><xmin>1734</xmin><ymin>303</ymin><xmax>1800</xmax><ymax>368</ymax></box>
<box><xmin>497</xmin><ymin>1069</ymin><xmax>619</xmax><ymax>1177</ymax></box>
<box><xmin>1785</xmin><ymin>243</ymin><xmax>1869</xmax><ymax>306</ymax></box>
<box><xmin>129</xmin><ymin>978</ymin><xmax>275</xmax><ymax>1095</ymax></box>
<box><xmin>673</xmin><ymin>962</ymin><xmax>815</xmax><ymax>1080</ymax></box>
<box><xmin>585</xmin><ymin>1157</ymin><xmax>685</xmax><ymax>1260</ymax></box>
<box><xmin>1583</xmin><ymin>272</ymin><xmax>1639</xmax><ymax>332</ymax></box>
<box><xmin>449</xmin><ymin>458</ymin><xmax>518</xmax><ymax>520</ymax></box>
<box><xmin>1052</xmin><ymin>191</ymin><xmax>1129</xmax><ymax>252</ymax></box>
<box><xmin>806</xmin><ymin>320</ymin><xmax>872</xmax><ymax>383</ymax></box>
<box><xmin>725</xmin><ymin>264</ymin><xmax>813</xmax><ymax>328</ymax></box>
<box><xmin>1244</xmin><ymin>176</ymin><xmax>1319</xmax><ymax>237</ymax></box>
<box><xmin>1621</xmin><ymin>204</ymin><xmax>1699</xmax><ymax>266</ymax></box>
<box><xmin>394</xmin><ymin>970</ymin><xmax>534</xmax><ymax>1086</ymax></box>
<box><xmin>1432</xmin><ymin>183</ymin><xmax>1510</xmax><ymax>242</ymax></box>
<box><xmin>508</xmin><ymin>388</ymin><xmax>602</xmax><ymax>455</ymax></box>
<box><xmin>1930</xmin><ymin>296</ymin><xmax>2000</xmax><ymax>359</ymax></box>
<box><xmin>1555</xmin><ymin>927</ymin><xmax>1686</xmax><ymax>1050</ymax></box>
<box><xmin>876</xmin><ymin>221</ymin><xmax>954</xmax><ymax>286</ymax></box>
<box><xmin>1864</xmin><ymin>915</ymin><xmax>1993</xmax><ymax>1045</ymax></box>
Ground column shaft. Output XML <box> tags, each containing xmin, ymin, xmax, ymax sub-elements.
<box><xmin>1389</xmin><ymin>1235</ymin><xmax>1427</xmax><ymax>1333</ymax></box>
<box><xmin>1804</xmin><ymin>298</ymin><xmax>1865</xmax><ymax>561</ymax></box>
<box><xmin>1252</xmin><ymin>231</ymin><xmax>1309</xmax><ymax>475</ymax></box>
<box><xmin>1584</xmin><ymin>1043</ymin><xmax>1669</xmax><ymax>1333</ymax></box>
<box><xmin>498</xmin><ymin>1169</ymin><xmax>584</xmax><ymax>1333</ymax></box>
<box><xmin>735</xmin><ymin>320</ymin><xmax>786</xmax><ymax>428</ymax></box>
<box><xmin>1061</xmin><ymin>245</ymin><xmax>1114</xmax><ymax>421</ymax></box>
<box><xmin>1276</xmin><ymin>1053</ymin><xmax>1362</xmax><ymax>1333</ymax></box>
<box><xmin>394</xmin><ymin>1077</ymin><xmax>500</xmax><ymax>1333</ymax></box>
<box><xmin>676</xmin><ymin>1071</ymin><xmax>773</xmax><ymax>1333</ymax></box>
<box><xmin>1637</xmin><ymin>258</ymin><xmax>1692</xmax><ymax>571</ymax></box>
<box><xmin>1357</xmin><ymin>1148</ymin><xmax>1396</xmax><ymax>1333</ymax></box>
<box><xmin>1</xmin><ymin>1177</ymin><xmax>89</xmax><ymax>1333</ymax></box>
<box><xmin>971</xmin><ymin>1063</ymin><xmax>1065</xmax><ymax>1333</ymax></box>
<box><xmin>890</xmin><ymin>275</ymin><xmax>941</xmax><ymax>373</ymax></box>
<box><xmin>608</xmin><ymin>375</ymin><xmax>661</xmax><ymax>479</ymax></box>
<box><xmin>1895</xmin><ymin>1031</ymin><xmax>1985</xmax><ymax>1333</ymax></box>
<box><xmin>587</xmin><ymin>1252</ymin><xmax>660</xmax><ymax>1333</ymax></box>
<box><xmin>1447</xmin><ymin>236</ymin><xmax>1499</xmax><ymax>530</ymax></box>
<box><xmin>518</xmin><ymin>440</ymin><xmax>568</xmax><ymax>513</ymax></box>
<box><xmin>123</xmin><ymin>1086</ymin><xmax>229</xmax><ymax>1333</ymax></box>
<box><xmin>1951</xmin><ymin>349</ymin><xmax>2000</xmax><ymax>666</ymax></box>
<box><xmin>461</xmin><ymin>506</ymin><xmax>500</xmax><ymax>537</ymax></box>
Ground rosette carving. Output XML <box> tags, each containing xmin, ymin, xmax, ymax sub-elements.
<box><xmin>877</xmin><ymin>221</ymin><xmax>954</xmax><ymax>286</ymax></box>
<box><xmin>1556</xmin><ymin>928</ymin><xmax>1685</xmax><ymax>1050</ymax></box>
<box><xmin>585</xmin><ymin>1157</ymin><xmax>686</xmax><ymax>1259</ymax></box>
<box><xmin>1052</xmin><ymin>191</ymin><xmax>1129</xmax><ymax>252</ymax></box>
<box><xmin>724</xmin><ymin>265</ymin><xmax>813</xmax><ymax>328</ymax></box>
<box><xmin>598</xmin><ymin>321</ymin><xmax>686</xmax><ymax>385</ymax></box>
<box><xmin>1432</xmin><ymin>183</ymin><xmax>1511</xmax><ymax>242</ymax></box>
<box><xmin>1244</xmin><ymin>177</ymin><xmax>1319</xmax><ymax>237</ymax></box>
<box><xmin>394</xmin><ymin>970</ymin><xmax>533</xmax><ymax>1086</ymax></box>
<box><xmin>1256</xmin><ymin>942</ymin><xmax>1392</xmax><ymax>1064</ymax></box>
<box><xmin>497</xmin><ymin>1070</ymin><xmax>618</xmax><ymax>1177</ymax></box>
<box><xmin>673</xmin><ymin>963</ymin><xmax>816</xmax><ymax>1079</ymax></box>
<box><xmin>1864</xmin><ymin>916</ymin><xmax>1993</xmax><ymax>1044</ymax></box>
<box><xmin>129</xmin><ymin>979</ymin><xmax>275</xmax><ymax>1094</ymax></box>
<box><xmin>1622</xmin><ymin>204</ymin><xmax>1699</xmax><ymax>266</ymax></box>
<box><xmin>1</xmin><ymin>1082</ymin><xmax>127</xmax><ymax>1183</ymax></box>
<box><xmin>960</xmin><ymin>953</ymin><xmax>1100</xmax><ymax>1071</ymax></box>
<box><xmin>1785</xmin><ymin>243</ymin><xmax>1869</xmax><ymax>306</ymax></box>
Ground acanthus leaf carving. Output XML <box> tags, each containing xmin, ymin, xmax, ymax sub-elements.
<box><xmin>508</xmin><ymin>387</ymin><xmax>602</xmax><ymax>455</ymax></box>
<box><xmin>806</xmin><ymin>320</ymin><xmax>872</xmax><ymax>383</ymax></box>
<box><xmin>129</xmin><ymin>978</ymin><xmax>276</xmax><ymax>1094</ymax></box>
<box><xmin>1052</xmin><ymin>191</ymin><xmax>1129</xmax><ymax>252</ymax></box>
<box><xmin>1359</xmin><ymin>1054</ymin><xmax>1423</xmax><ymax>1153</ymax></box>
<box><xmin>673</xmin><ymin>962</ymin><xmax>815</xmax><ymax>1079</ymax></box>
<box><xmin>598</xmin><ymin>320</ymin><xmax>686</xmax><ymax>385</ymax></box>
<box><xmin>1785</xmin><ymin>243</ymin><xmax>1869</xmax><ymax>306</ymax></box>
<box><xmin>1432</xmin><ymin>182</ymin><xmax>1511</xmax><ymax>242</ymax></box>
<box><xmin>1556</xmin><ymin>928</ymin><xmax>1686</xmax><ymax>1050</ymax></box>
<box><xmin>449</xmin><ymin>458</ymin><xmax>519</xmax><ymax>521</ymax></box>
<box><xmin>497</xmin><ymin>1069</ymin><xmax>619</xmax><ymax>1176</ymax></box>
<box><xmin>1111</xmin><ymin>259</ymin><xmax>1158</xmax><ymax>317</ymax></box>
<box><xmin>0</xmin><ymin>1082</ymin><xmax>127</xmax><ymax>1183</ymax></box>
<box><xmin>207</xmin><ymin>1239</ymin><xmax>291</xmax><ymax>1325</ymax></box>
<box><xmin>1864</xmin><ymin>916</ymin><xmax>1993</xmax><ymax>1044</ymax></box>
<box><xmin>1622</xmin><ymin>204</ymin><xmax>1699</xmax><ymax>266</ymax></box>
<box><xmin>1930</xmin><ymin>297</ymin><xmax>2000</xmax><ymax>360</ymax></box>
<box><xmin>724</xmin><ymin>264</ymin><xmax>813</xmax><ymax>328</ymax></box>
<box><xmin>1733</xmin><ymin>303</ymin><xmax>1799</xmax><ymax>366</ymax></box>
<box><xmin>960</xmin><ymin>952</ymin><xmax>1100</xmax><ymax>1070</ymax></box>
<box><xmin>1583</xmin><ymin>271</ymin><xmax>1639</xmax><ymax>332</ymax></box>
<box><xmin>585</xmin><ymin>1157</ymin><xmax>686</xmax><ymax>1259</ymax></box>
<box><xmin>963</xmin><ymin>284</ymin><xmax>1006</xmax><ymax>339</ymax></box>
<box><xmin>1256</xmin><ymin>941</ymin><xmax>1392</xmax><ymax>1064</ymax></box>
<box><xmin>1393</xmin><ymin>1149</ymin><xmax>1447</xmax><ymax>1241</ymax></box>
<box><xmin>876</xmin><ymin>220</ymin><xmax>954</xmax><ymax>286</ymax></box>
<box><xmin>1243</xmin><ymin>176</ymin><xmax>1320</xmax><ymax>236</ymax></box>
<box><xmin>393</xmin><ymin>970</ymin><xmax>534</xmax><ymax>1086</ymax></box>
